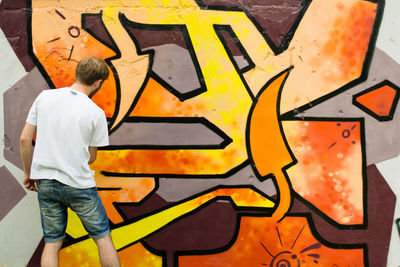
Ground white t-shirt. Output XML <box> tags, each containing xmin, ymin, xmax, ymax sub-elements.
<box><xmin>26</xmin><ymin>87</ymin><xmax>109</xmax><ymax>189</ymax></box>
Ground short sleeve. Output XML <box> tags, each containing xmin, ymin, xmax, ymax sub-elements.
<box><xmin>26</xmin><ymin>92</ymin><xmax>44</xmax><ymax>126</ymax></box>
<box><xmin>89</xmin><ymin>112</ymin><xmax>109</xmax><ymax>147</ymax></box>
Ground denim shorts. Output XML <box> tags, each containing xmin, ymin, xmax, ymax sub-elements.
<box><xmin>37</xmin><ymin>179</ymin><xmax>110</xmax><ymax>243</ymax></box>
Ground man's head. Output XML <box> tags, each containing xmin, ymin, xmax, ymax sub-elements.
<box><xmin>75</xmin><ymin>57</ymin><xmax>109</xmax><ymax>96</ymax></box>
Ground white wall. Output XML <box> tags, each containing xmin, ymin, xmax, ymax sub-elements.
<box><xmin>375</xmin><ymin>0</ymin><xmax>400</xmax><ymax>266</ymax></box>
<box><xmin>0</xmin><ymin>29</ymin><xmax>42</xmax><ymax>267</ymax></box>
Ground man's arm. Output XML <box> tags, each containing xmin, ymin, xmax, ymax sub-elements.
<box><xmin>88</xmin><ymin>146</ymin><xmax>98</xmax><ymax>164</ymax></box>
<box><xmin>20</xmin><ymin>123</ymin><xmax>37</xmax><ymax>191</ymax></box>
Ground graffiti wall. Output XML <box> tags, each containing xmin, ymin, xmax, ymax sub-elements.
<box><xmin>0</xmin><ymin>0</ymin><xmax>399</xmax><ymax>266</ymax></box>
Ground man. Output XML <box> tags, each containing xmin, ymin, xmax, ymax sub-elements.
<box><xmin>20</xmin><ymin>57</ymin><xmax>121</xmax><ymax>267</ymax></box>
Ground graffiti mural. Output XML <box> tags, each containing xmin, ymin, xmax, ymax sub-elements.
<box><xmin>0</xmin><ymin>0</ymin><xmax>399</xmax><ymax>266</ymax></box>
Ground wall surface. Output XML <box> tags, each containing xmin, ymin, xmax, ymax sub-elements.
<box><xmin>0</xmin><ymin>0</ymin><xmax>399</xmax><ymax>266</ymax></box>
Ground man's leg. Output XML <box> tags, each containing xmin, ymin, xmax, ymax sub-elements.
<box><xmin>94</xmin><ymin>234</ymin><xmax>121</xmax><ymax>267</ymax></box>
<box><xmin>37</xmin><ymin>180</ymin><xmax>68</xmax><ymax>267</ymax></box>
<box><xmin>67</xmin><ymin>186</ymin><xmax>120</xmax><ymax>266</ymax></box>
<box><xmin>41</xmin><ymin>241</ymin><xmax>63</xmax><ymax>267</ymax></box>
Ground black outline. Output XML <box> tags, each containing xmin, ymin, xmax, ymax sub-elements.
<box><xmin>213</xmin><ymin>25</ymin><xmax>255</xmax><ymax>73</ymax></box>
<box><xmin>27</xmin><ymin>0</ymin><xmax>56</xmax><ymax>89</ymax></box>
<box><xmin>55</xmin><ymin>9</ymin><xmax>66</xmax><ymax>20</ymax></box>
<box><xmin>116</xmin><ymin>183</ymin><xmax>275</xmax><ymax>230</ymax></box>
<box><xmin>82</xmin><ymin>11</ymin><xmax>144</xmax><ymax>135</ymax></box>
<box><xmin>194</xmin><ymin>0</ymin><xmax>313</xmax><ymax>55</ymax></box>
<box><xmin>68</xmin><ymin>26</ymin><xmax>80</xmax><ymax>38</ymax></box>
<box><xmin>47</xmin><ymin>37</ymin><xmax>60</xmax><ymax>43</ymax></box>
<box><xmin>119</xmin><ymin>14</ymin><xmax>207</xmax><ymax>102</ymax></box>
<box><xmin>290</xmin><ymin>224</ymin><xmax>305</xmax><ymax>249</ymax></box>
<box><xmin>97</xmin><ymin>187</ymin><xmax>122</xmax><ymax>191</ymax></box>
<box><xmin>70</xmin><ymin>184</ymin><xmax>275</xmax><ymax>251</ymax></box>
<box><xmin>352</xmin><ymin>80</ymin><xmax>400</xmax><ymax>121</ymax></box>
<box><xmin>102</xmin><ymin>116</ymin><xmax>233</xmax><ymax>150</ymax></box>
<box><xmin>260</xmin><ymin>241</ymin><xmax>274</xmax><ymax>257</ymax></box>
<box><xmin>213</xmin><ymin>25</ymin><xmax>255</xmax><ymax>100</ymax></box>
<box><xmin>276</xmin><ymin>226</ymin><xmax>283</xmax><ymax>247</ymax></box>
<box><xmin>141</xmin><ymin>240</ymin><xmax>168</xmax><ymax>266</ymax></box>
<box><xmin>281</xmin><ymin>0</ymin><xmax>385</xmax><ymax>120</ymax></box>
<box><xmin>81</xmin><ymin>12</ymin><xmax>117</xmax><ymax>51</ymax></box>
<box><xmin>247</xmin><ymin>67</ymin><xmax>298</xmax><ymax>172</ymax></box>
<box><xmin>245</xmin><ymin>67</ymin><xmax>297</xmax><ymax>219</ymax></box>
<box><xmin>101</xmin><ymin>159</ymin><xmax>250</xmax><ymax>178</ymax></box>
<box><xmin>111</xmin><ymin>178</ymin><xmax>161</xmax><ymax>223</ymax></box>
<box><xmin>67</xmin><ymin>45</ymin><xmax>74</xmax><ymax>61</ymax></box>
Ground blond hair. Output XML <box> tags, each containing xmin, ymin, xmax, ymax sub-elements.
<box><xmin>75</xmin><ymin>57</ymin><xmax>109</xmax><ymax>85</ymax></box>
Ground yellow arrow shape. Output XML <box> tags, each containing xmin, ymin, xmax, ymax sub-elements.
<box><xmin>60</xmin><ymin>187</ymin><xmax>274</xmax><ymax>264</ymax></box>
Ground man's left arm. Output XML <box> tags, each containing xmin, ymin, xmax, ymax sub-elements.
<box><xmin>20</xmin><ymin>123</ymin><xmax>37</xmax><ymax>191</ymax></box>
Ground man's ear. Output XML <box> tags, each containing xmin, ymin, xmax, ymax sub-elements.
<box><xmin>94</xmin><ymin>79</ymin><xmax>103</xmax><ymax>88</ymax></box>
<box><xmin>88</xmin><ymin>79</ymin><xmax>104</xmax><ymax>98</ymax></box>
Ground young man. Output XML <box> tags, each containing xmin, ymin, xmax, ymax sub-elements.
<box><xmin>20</xmin><ymin>57</ymin><xmax>121</xmax><ymax>267</ymax></box>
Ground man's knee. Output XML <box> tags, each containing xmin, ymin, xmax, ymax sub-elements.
<box><xmin>93</xmin><ymin>234</ymin><xmax>116</xmax><ymax>250</ymax></box>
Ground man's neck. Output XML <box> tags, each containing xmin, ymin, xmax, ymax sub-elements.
<box><xmin>69</xmin><ymin>82</ymin><xmax>92</xmax><ymax>96</ymax></box>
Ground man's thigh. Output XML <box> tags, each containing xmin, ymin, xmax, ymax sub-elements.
<box><xmin>64</xmin><ymin>186</ymin><xmax>110</xmax><ymax>240</ymax></box>
<box><xmin>37</xmin><ymin>179</ymin><xmax>68</xmax><ymax>243</ymax></box>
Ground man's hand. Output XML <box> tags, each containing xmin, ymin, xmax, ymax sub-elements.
<box><xmin>23</xmin><ymin>174</ymin><xmax>38</xmax><ymax>192</ymax></box>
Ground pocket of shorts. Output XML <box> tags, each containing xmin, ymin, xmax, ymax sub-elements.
<box><xmin>65</xmin><ymin>187</ymin><xmax>95</xmax><ymax>207</ymax></box>
<box><xmin>38</xmin><ymin>179</ymin><xmax>54</xmax><ymax>191</ymax></box>
<box><xmin>37</xmin><ymin>180</ymin><xmax>55</xmax><ymax>202</ymax></box>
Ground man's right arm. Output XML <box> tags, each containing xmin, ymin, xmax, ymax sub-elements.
<box><xmin>88</xmin><ymin>146</ymin><xmax>98</xmax><ymax>164</ymax></box>
<box><xmin>88</xmin><ymin>112</ymin><xmax>109</xmax><ymax>165</ymax></box>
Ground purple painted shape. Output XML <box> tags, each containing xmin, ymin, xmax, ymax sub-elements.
<box><xmin>112</xmin><ymin>193</ymin><xmax>239</xmax><ymax>264</ymax></box>
<box><xmin>82</xmin><ymin>13</ymin><xmax>116</xmax><ymax>51</ymax></box>
<box><xmin>198</xmin><ymin>0</ymin><xmax>307</xmax><ymax>49</ymax></box>
<box><xmin>116</xmin><ymin>192</ymin><xmax>265</xmax><ymax>266</ymax></box>
<box><xmin>126</xmin><ymin>27</ymin><xmax>188</xmax><ymax>51</ymax></box>
<box><xmin>144</xmin><ymin>200</ymin><xmax>238</xmax><ymax>267</ymax></box>
<box><xmin>219</xmin><ymin>29</ymin><xmax>243</xmax><ymax>56</ymax></box>
<box><xmin>109</xmin><ymin>120</ymin><xmax>225</xmax><ymax>146</ymax></box>
<box><xmin>0</xmin><ymin>0</ymin><xmax>35</xmax><ymax>71</ymax></box>
<box><xmin>0</xmin><ymin>166</ymin><xmax>26</xmax><ymax>221</ymax></box>
<box><xmin>144</xmin><ymin>201</ymin><xmax>237</xmax><ymax>250</ymax></box>
<box><xmin>3</xmin><ymin>68</ymin><xmax>50</xmax><ymax>169</ymax></box>
<box><xmin>80</xmin><ymin>15</ymin><xmax>203</xmax><ymax>94</ymax></box>
<box><xmin>151</xmin><ymin>44</ymin><xmax>202</xmax><ymax>95</ymax></box>
<box><xmin>291</xmin><ymin>165</ymin><xmax>396</xmax><ymax>267</ymax></box>
<box><xmin>115</xmin><ymin>193</ymin><xmax>169</xmax><ymax>220</ymax></box>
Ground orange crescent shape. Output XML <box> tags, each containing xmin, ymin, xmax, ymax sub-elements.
<box><xmin>247</xmin><ymin>68</ymin><xmax>296</xmax><ymax>221</ymax></box>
